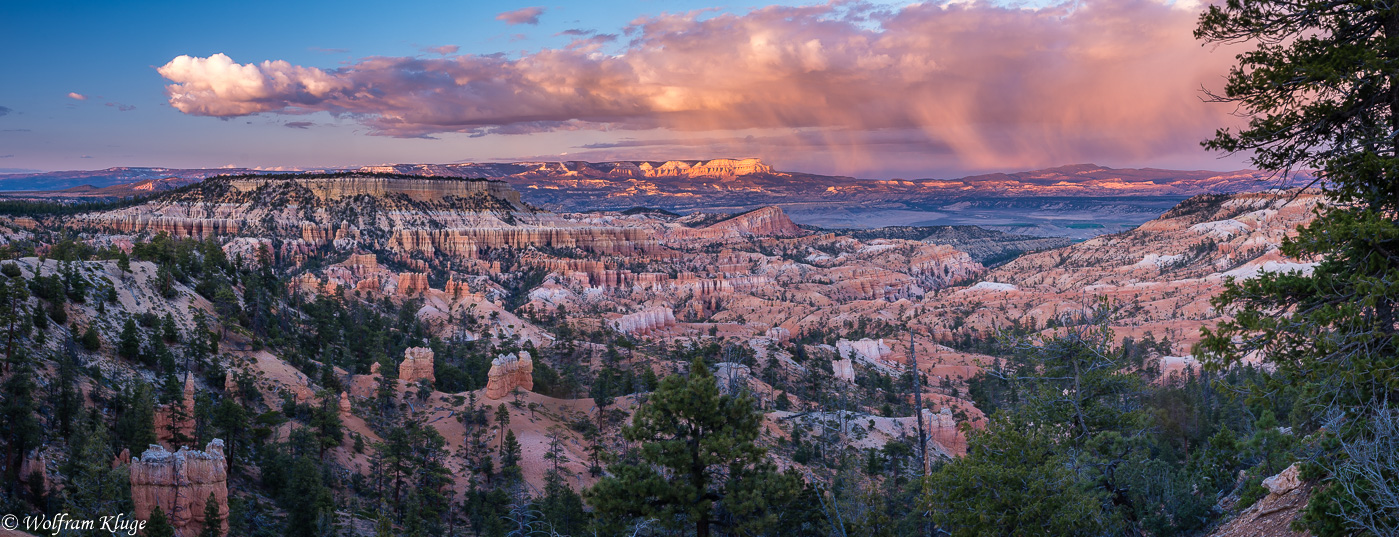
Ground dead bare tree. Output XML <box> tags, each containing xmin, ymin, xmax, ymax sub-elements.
<box><xmin>1331</xmin><ymin>407</ymin><xmax>1399</xmax><ymax>537</ymax></box>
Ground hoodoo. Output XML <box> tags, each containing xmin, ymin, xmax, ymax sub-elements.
<box><xmin>399</xmin><ymin>347</ymin><xmax>436</xmax><ymax>385</ymax></box>
<box><xmin>485</xmin><ymin>351</ymin><xmax>534</xmax><ymax>399</ymax></box>
<box><xmin>129</xmin><ymin>440</ymin><xmax>229</xmax><ymax>537</ymax></box>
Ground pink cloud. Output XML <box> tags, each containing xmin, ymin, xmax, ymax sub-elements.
<box><xmin>157</xmin><ymin>1</ymin><xmax>1243</xmax><ymax>171</ymax></box>
<box><xmin>67</xmin><ymin>92</ymin><xmax>88</xmax><ymax>101</ymax></box>
<box><xmin>496</xmin><ymin>7</ymin><xmax>544</xmax><ymax>25</ymax></box>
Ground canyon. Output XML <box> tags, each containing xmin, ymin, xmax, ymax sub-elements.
<box><xmin>0</xmin><ymin>170</ymin><xmax>1324</xmax><ymax>535</ymax></box>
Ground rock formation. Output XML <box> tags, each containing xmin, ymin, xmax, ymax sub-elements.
<box><xmin>1262</xmin><ymin>462</ymin><xmax>1301</xmax><ymax>495</ymax></box>
<box><xmin>398</xmin><ymin>347</ymin><xmax>435</xmax><ymax>385</ymax></box>
<box><xmin>485</xmin><ymin>351</ymin><xmax>534</xmax><ymax>399</ymax></box>
<box><xmin>924</xmin><ymin>407</ymin><xmax>968</xmax><ymax>457</ymax></box>
<box><xmin>831</xmin><ymin>357</ymin><xmax>855</xmax><ymax>382</ymax></box>
<box><xmin>397</xmin><ymin>272</ymin><xmax>429</xmax><ymax>296</ymax></box>
<box><xmin>225</xmin><ymin>175</ymin><xmax>523</xmax><ymax>205</ymax></box>
<box><xmin>1208</xmin><ymin>463</ymin><xmax>1309</xmax><ymax>537</ymax></box>
<box><xmin>130</xmin><ymin>439</ymin><xmax>229</xmax><ymax>537</ymax></box>
<box><xmin>18</xmin><ymin>452</ymin><xmax>48</xmax><ymax>492</ymax></box>
<box><xmin>837</xmin><ymin>338</ymin><xmax>893</xmax><ymax>364</ymax></box>
<box><xmin>610</xmin><ymin>308</ymin><xmax>676</xmax><ymax>335</ymax></box>
<box><xmin>338</xmin><ymin>391</ymin><xmax>351</xmax><ymax>414</ymax></box>
<box><xmin>704</xmin><ymin>206</ymin><xmax>802</xmax><ymax>237</ymax></box>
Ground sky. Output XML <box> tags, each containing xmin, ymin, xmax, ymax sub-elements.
<box><xmin>0</xmin><ymin>0</ymin><xmax>1252</xmax><ymax>179</ymax></box>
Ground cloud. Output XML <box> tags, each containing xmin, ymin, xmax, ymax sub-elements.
<box><xmin>421</xmin><ymin>45</ymin><xmax>459</xmax><ymax>55</ymax></box>
<box><xmin>105</xmin><ymin>102</ymin><xmax>136</xmax><ymax>111</ymax></box>
<box><xmin>0</xmin><ymin>106</ymin><xmax>11</xmax><ymax>117</ymax></box>
<box><xmin>285</xmin><ymin>121</ymin><xmax>314</xmax><ymax>129</ymax></box>
<box><xmin>67</xmin><ymin>92</ymin><xmax>88</xmax><ymax>101</ymax></box>
<box><xmin>497</xmin><ymin>7</ymin><xmax>544</xmax><ymax>25</ymax></box>
<box><xmin>0</xmin><ymin>154</ymin><xmax>13</xmax><ymax>158</ymax></box>
<box><xmin>158</xmin><ymin>1</ymin><xmax>1244</xmax><ymax>171</ymax></box>
<box><xmin>157</xmin><ymin>53</ymin><xmax>347</xmax><ymax>116</ymax></box>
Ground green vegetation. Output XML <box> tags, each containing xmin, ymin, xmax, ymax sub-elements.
<box><xmin>1195</xmin><ymin>2</ymin><xmax>1399</xmax><ymax>534</ymax></box>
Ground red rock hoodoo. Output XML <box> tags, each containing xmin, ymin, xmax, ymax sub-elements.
<box><xmin>485</xmin><ymin>351</ymin><xmax>534</xmax><ymax>399</ymax></box>
<box><xmin>398</xmin><ymin>347</ymin><xmax>436</xmax><ymax>385</ymax></box>
<box><xmin>130</xmin><ymin>439</ymin><xmax>229</xmax><ymax>537</ymax></box>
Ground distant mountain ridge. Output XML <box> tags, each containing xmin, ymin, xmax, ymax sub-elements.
<box><xmin>0</xmin><ymin>166</ymin><xmax>332</xmax><ymax>193</ymax></box>
<box><xmin>0</xmin><ymin>160</ymin><xmax>1314</xmax><ymax>218</ymax></box>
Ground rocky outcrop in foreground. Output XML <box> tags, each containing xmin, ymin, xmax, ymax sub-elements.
<box><xmin>1208</xmin><ymin>463</ymin><xmax>1309</xmax><ymax>537</ymax></box>
<box><xmin>130</xmin><ymin>440</ymin><xmax>229</xmax><ymax>537</ymax></box>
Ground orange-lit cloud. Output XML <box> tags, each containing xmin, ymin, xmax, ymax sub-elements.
<box><xmin>157</xmin><ymin>1</ymin><xmax>1241</xmax><ymax>172</ymax></box>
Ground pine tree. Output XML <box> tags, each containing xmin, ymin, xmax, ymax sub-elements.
<box><xmin>0</xmin><ymin>274</ymin><xmax>30</xmax><ymax>368</ymax></box>
<box><xmin>282</xmin><ymin>456</ymin><xmax>333</xmax><ymax>536</ymax></box>
<box><xmin>161</xmin><ymin>313</ymin><xmax>180</xmax><ymax>343</ymax></box>
<box><xmin>1196</xmin><ymin>4</ymin><xmax>1399</xmax><ymax>535</ymax></box>
<box><xmin>60</xmin><ymin>412</ymin><xmax>130</xmax><ymax>524</ymax></box>
<box><xmin>201</xmin><ymin>492</ymin><xmax>224</xmax><ymax>537</ymax></box>
<box><xmin>494</xmin><ymin>403</ymin><xmax>510</xmax><ymax>450</ymax></box>
<box><xmin>586</xmin><ymin>357</ymin><xmax>771</xmax><ymax>537</ymax></box>
<box><xmin>118</xmin><ymin>318</ymin><xmax>141</xmax><ymax>361</ymax></box>
<box><xmin>54</xmin><ymin>349</ymin><xmax>82</xmax><ymax>438</ymax></box>
<box><xmin>1</xmin><ymin>361</ymin><xmax>43</xmax><ymax>488</ymax></box>
<box><xmin>212</xmin><ymin>396</ymin><xmax>247</xmax><ymax>474</ymax></box>
<box><xmin>80</xmin><ymin>324</ymin><xmax>101</xmax><ymax>351</ymax></box>
<box><xmin>311</xmin><ymin>391</ymin><xmax>343</xmax><ymax>457</ymax></box>
<box><xmin>499</xmin><ymin>429</ymin><xmax>522</xmax><ymax>483</ymax></box>
<box><xmin>145</xmin><ymin>506</ymin><xmax>176</xmax><ymax>537</ymax></box>
<box><xmin>115</xmin><ymin>382</ymin><xmax>158</xmax><ymax>454</ymax></box>
<box><xmin>538</xmin><ymin>471</ymin><xmax>587</xmax><ymax>537</ymax></box>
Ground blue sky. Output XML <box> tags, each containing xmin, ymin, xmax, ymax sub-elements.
<box><xmin>0</xmin><ymin>0</ymin><xmax>1249</xmax><ymax>178</ymax></box>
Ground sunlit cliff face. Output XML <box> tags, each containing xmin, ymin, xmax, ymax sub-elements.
<box><xmin>157</xmin><ymin>0</ymin><xmax>1241</xmax><ymax>176</ymax></box>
